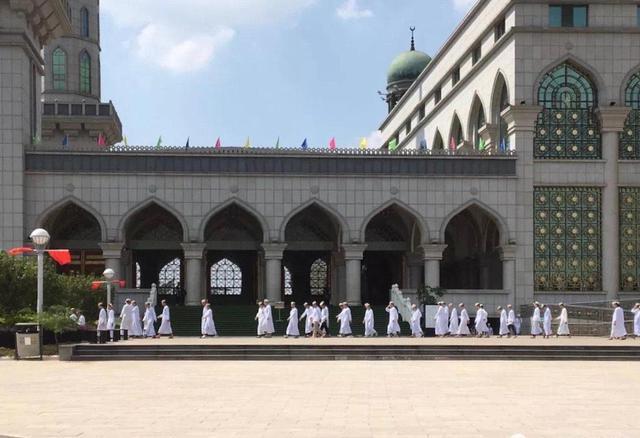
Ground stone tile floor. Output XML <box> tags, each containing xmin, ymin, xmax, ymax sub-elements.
<box><xmin>1</xmin><ymin>350</ymin><xmax>639</xmax><ymax>437</ymax></box>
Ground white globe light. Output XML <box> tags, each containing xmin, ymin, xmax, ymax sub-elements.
<box><xmin>103</xmin><ymin>268</ymin><xmax>115</xmax><ymax>280</ymax></box>
<box><xmin>29</xmin><ymin>228</ymin><xmax>50</xmax><ymax>247</ymax></box>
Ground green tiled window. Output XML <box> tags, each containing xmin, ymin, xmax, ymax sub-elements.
<box><xmin>79</xmin><ymin>51</ymin><xmax>91</xmax><ymax>94</ymax></box>
<box><xmin>534</xmin><ymin>187</ymin><xmax>601</xmax><ymax>291</ymax></box>
<box><xmin>619</xmin><ymin>72</ymin><xmax>640</xmax><ymax>159</ymax></box>
<box><xmin>620</xmin><ymin>188</ymin><xmax>640</xmax><ymax>291</ymax></box>
<box><xmin>52</xmin><ymin>48</ymin><xmax>66</xmax><ymax>91</ymax></box>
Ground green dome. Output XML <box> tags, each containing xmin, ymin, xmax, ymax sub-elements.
<box><xmin>387</xmin><ymin>49</ymin><xmax>431</xmax><ymax>85</ymax></box>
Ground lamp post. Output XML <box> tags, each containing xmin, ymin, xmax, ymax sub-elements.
<box><xmin>29</xmin><ymin>228</ymin><xmax>50</xmax><ymax>358</ymax></box>
<box><xmin>103</xmin><ymin>268</ymin><xmax>115</xmax><ymax>305</ymax></box>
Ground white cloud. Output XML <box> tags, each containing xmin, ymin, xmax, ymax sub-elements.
<box><xmin>450</xmin><ymin>0</ymin><xmax>476</xmax><ymax>13</ymax></box>
<box><xmin>336</xmin><ymin>0</ymin><xmax>373</xmax><ymax>20</ymax></box>
<box><xmin>102</xmin><ymin>0</ymin><xmax>315</xmax><ymax>73</ymax></box>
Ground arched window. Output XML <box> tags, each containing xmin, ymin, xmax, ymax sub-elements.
<box><xmin>52</xmin><ymin>48</ymin><xmax>66</xmax><ymax>90</ymax></box>
<box><xmin>450</xmin><ymin>115</ymin><xmax>463</xmax><ymax>147</ymax></box>
<box><xmin>210</xmin><ymin>258</ymin><xmax>242</xmax><ymax>295</ymax></box>
<box><xmin>79</xmin><ymin>51</ymin><xmax>91</xmax><ymax>94</ymax></box>
<box><xmin>432</xmin><ymin>130</ymin><xmax>444</xmax><ymax>150</ymax></box>
<box><xmin>309</xmin><ymin>258</ymin><xmax>328</xmax><ymax>296</ymax></box>
<box><xmin>534</xmin><ymin>62</ymin><xmax>600</xmax><ymax>159</ymax></box>
<box><xmin>80</xmin><ymin>7</ymin><xmax>90</xmax><ymax>38</ymax></box>
<box><xmin>283</xmin><ymin>266</ymin><xmax>293</xmax><ymax>295</ymax></box>
<box><xmin>497</xmin><ymin>81</ymin><xmax>510</xmax><ymax>150</ymax></box>
<box><xmin>135</xmin><ymin>262</ymin><xmax>141</xmax><ymax>288</ymax></box>
<box><xmin>620</xmin><ymin>72</ymin><xmax>640</xmax><ymax>159</ymax></box>
<box><xmin>159</xmin><ymin>258</ymin><xmax>181</xmax><ymax>288</ymax></box>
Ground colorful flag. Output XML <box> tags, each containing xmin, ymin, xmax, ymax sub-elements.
<box><xmin>499</xmin><ymin>138</ymin><xmax>507</xmax><ymax>152</ymax></box>
<box><xmin>97</xmin><ymin>133</ymin><xmax>106</xmax><ymax>147</ymax></box>
<box><xmin>388</xmin><ymin>138</ymin><xmax>398</xmax><ymax>151</ymax></box>
<box><xmin>62</xmin><ymin>134</ymin><xmax>69</xmax><ymax>147</ymax></box>
<box><xmin>123</xmin><ymin>135</ymin><xmax>129</xmax><ymax>147</ymax></box>
<box><xmin>301</xmin><ymin>138</ymin><xmax>308</xmax><ymax>150</ymax></box>
<box><xmin>419</xmin><ymin>138</ymin><xmax>428</xmax><ymax>150</ymax></box>
<box><xmin>6</xmin><ymin>247</ymin><xmax>33</xmax><ymax>256</ymax></box>
<box><xmin>478</xmin><ymin>137</ymin><xmax>486</xmax><ymax>151</ymax></box>
<box><xmin>215</xmin><ymin>137</ymin><xmax>221</xmax><ymax>149</ymax></box>
<box><xmin>449</xmin><ymin>137</ymin><xmax>457</xmax><ymax>151</ymax></box>
<box><xmin>359</xmin><ymin>137</ymin><xmax>367</xmax><ymax>150</ymax></box>
<box><xmin>329</xmin><ymin>137</ymin><xmax>336</xmax><ymax>150</ymax></box>
<box><xmin>244</xmin><ymin>137</ymin><xmax>251</xmax><ymax>148</ymax></box>
<box><xmin>185</xmin><ymin>137</ymin><xmax>190</xmax><ymax>149</ymax></box>
<box><xmin>46</xmin><ymin>249</ymin><xmax>71</xmax><ymax>266</ymax></box>
<box><xmin>156</xmin><ymin>136</ymin><xmax>162</xmax><ymax>148</ymax></box>
<box><xmin>275</xmin><ymin>137</ymin><xmax>280</xmax><ymax>148</ymax></box>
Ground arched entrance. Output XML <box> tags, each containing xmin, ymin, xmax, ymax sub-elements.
<box><xmin>363</xmin><ymin>205</ymin><xmax>422</xmax><ymax>305</ymax></box>
<box><xmin>283</xmin><ymin>204</ymin><xmax>340</xmax><ymax>304</ymax></box>
<box><xmin>41</xmin><ymin>202</ymin><xmax>104</xmax><ymax>275</ymax></box>
<box><xmin>441</xmin><ymin>205</ymin><xmax>502</xmax><ymax>289</ymax></box>
<box><xmin>203</xmin><ymin>204</ymin><xmax>263</xmax><ymax>304</ymax></box>
<box><xmin>123</xmin><ymin>203</ymin><xmax>185</xmax><ymax>302</ymax></box>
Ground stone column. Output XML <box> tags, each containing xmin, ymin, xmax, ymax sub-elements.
<box><xmin>597</xmin><ymin>107</ymin><xmax>631</xmax><ymax>301</ymax></box>
<box><xmin>405</xmin><ymin>253</ymin><xmax>423</xmax><ymax>289</ymax></box>
<box><xmin>342</xmin><ymin>244</ymin><xmax>367</xmax><ymax>305</ymax></box>
<box><xmin>478</xmin><ymin>123</ymin><xmax>498</xmax><ymax>150</ymax></box>
<box><xmin>181</xmin><ymin>243</ymin><xmax>206</xmax><ymax>306</ymax></box>
<box><xmin>499</xmin><ymin>244</ymin><xmax>517</xmax><ymax>305</ymax></box>
<box><xmin>99</xmin><ymin>242</ymin><xmax>124</xmax><ymax>281</ymax></box>
<box><xmin>502</xmin><ymin>105</ymin><xmax>542</xmax><ymax>308</ymax></box>
<box><xmin>262</xmin><ymin>243</ymin><xmax>287</xmax><ymax>303</ymax></box>
<box><xmin>422</xmin><ymin>244</ymin><xmax>447</xmax><ymax>287</ymax></box>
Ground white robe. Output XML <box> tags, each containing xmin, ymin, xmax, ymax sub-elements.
<box><xmin>557</xmin><ymin>308</ymin><xmax>570</xmax><ymax>335</ymax></box>
<box><xmin>201</xmin><ymin>308</ymin><xmax>217</xmax><ymax>336</ymax></box>
<box><xmin>321</xmin><ymin>307</ymin><xmax>329</xmax><ymax>327</ymax></box>
<box><xmin>157</xmin><ymin>305</ymin><xmax>172</xmax><ymax>335</ymax></box>
<box><xmin>457</xmin><ymin>308</ymin><xmax>471</xmax><ymax>335</ymax></box>
<box><xmin>286</xmin><ymin>308</ymin><xmax>300</xmax><ymax>336</ymax></box>
<box><xmin>543</xmin><ymin>307</ymin><xmax>552</xmax><ymax>336</ymax></box>
<box><xmin>410</xmin><ymin>309</ymin><xmax>423</xmax><ymax>337</ymax></box>
<box><xmin>632</xmin><ymin>307</ymin><xmax>640</xmax><ymax>337</ymax></box>
<box><xmin>514</xmin><ymin>317</ymin><xmax>522</xmax><ymax>335</ymax></box>
<box><xmin>119</xmin><ymin>303</ymin><xmax>132</xmax><ymax>331</ymax></box>
<box><xmin>363</xmin><ymin>308</ymin><xmax>376</xmax><ymax>336</ymax></box>
<box><xmin>264</xmin><ymin>304</ymin><xmax>275</xmax><ymax>334</ymax></box>
<box><xmin>130</xmin><ymin>305</ymin><xmax>143</xmax><ymax>336</ymax></box>
<box><xmin>474</xmin><ymin>309</ymin><xmax>489</xmax><ymax>334</ymax></box>
<box><xmin>448</xmin><ymin>307</ymin><xmax>459</xmax><ymax>334</ymax></box>
<box><xmin>106</xmin><ymin>309</ymin><xmax>115</xmax><ymax>330</ymax></box>
<box><xmin>434</xmin><ymin>306</ymin><xmax>448</xmax><ymax>336</ymax></box>
<box><xmin>386</xmin><ymin>306</ymin><xmax>400</xmax><ymax>335</ymax></box>
<box><xmin>499</xmin><ymin>309</ymin><xmax>509</xmax><ymax>335</ymax></box>
<box><xmin>531</xmin><ymin>307</ymin><xmax>543</xmax><ymax>335</ymax></box>
<box><xmin>337</xmin><ymin>308</ymin><xmax>352</xmax><ymax>335</ymax></box>
<box><xmin>300</xmin><ymin>307</ymin><xmax>312</xmax><ymax>334</ymax></box>
<box><xmin>97</xmin><ymin>308</ymin><xmax>108</xmax><ymax>331</ymax></box>
<box><xmin>142</xmin><ymin>307</ymin><xmax>156</xmax><ymax>337</ymax></box>
<box><xmin>610</xmin><ymin>307</ymin><xmax>627</xmax><ymax>338</ymax></box>
<box><xmin>256</xmin><ymin>308</ymin><xmax>267</xmax><ymax>336</ymax></box>
<box><xmin>507</xmin><ymin>309</ymin><xmax>516</xmax><ymax>326</ymax></box>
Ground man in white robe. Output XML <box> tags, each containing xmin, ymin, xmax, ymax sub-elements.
<box><xmin>299</xmin><ymin>302</ymin><xmax>312</xmax><ymax>337</ymax></box>
<box><xmin>263</xmin><ymin>299</ymin><xmax>275</xmax><ymax>337</ymax></box>
<box><xmin>97</xmin><ymin>302</ymin><xmax>108</xmax><ymax>344</ymax></box>
<box><xmin>448</xmin><ymin>303</ymin><xmax>459</xmax><ymax>335</ymax></box>
<box><xmin>363</xmin><ymin>303</ymin><xmax>376</xmax><ymax>337</ymax></box>
<box><xmin>530</xmin><ymin>302</ymin><xmax>543</xmax><ymax>338</ymax></box>
<box><xmin>119</xmin><ymin>298</ymin><xmax>132</xmax><ymax>340</ymax></box>
<box><xmin>337</xmin><ymin>303</ymin><xmax>352</xmax><ymax>336</ymax></box>
<box><xmin>610</xmin><ymin>301</ymin><xmax>627</xmax><ymax>340</ymax></box>
<box><xmin>142</xmin><ymin>302</ymin><xmax>157</xmax><ymax>338</ymax></box>
<box><xmin>632</xmin><ymin>303</ymin><xmax>640</xmax><ymax>338</ymax></box>
<box><xmin>556</xmin><ymin>302</ymin><xmax>570</xmax><ymax>336</ymax></box>
<box><xmin>201</xmin><ymin>303</ymin><xmax>217</xmax><ymax>338</ymax></box>
<box><xmin>497</xmin><ymin>306</ymin><xmax>509</xmax><ymax>338</ymax></box>
<box><xmin>320</xmin><ymin>301</ymin><xmax>329</xmax><ymax>337</ymax></box>
<box><xmin>542</xmin><ymin>304</ymin><xmax>553</xmax><ymax>338</ymax></box>
<box><xmin>201</xmin><ymin>299</ymin><xmax>208</xmax><ymax>336</ymax></box>
<box><xmin>507</xmin><ymin>304</ymin><xmax>517</xmax><ymax>337</ymax></box>
<box><xmin>434</xmin><ymin>302</ymin><xmax>448</xmax><ymax>336</ymax></box>
<box><xmin>515</xmin><ymin>314</ymin><xmax>522</xmax><ymax>335</ymax></box>
<box><xmin>285</xmin><ymin>301</ymin><xmax>300</xmax><ymax>338</ymax></box>
<box><xmin>106</xmin><ymin>303</ymin><xmax>116</xmax><ymax>341</ymax></box>
<box><xmin>386</xmin><ymin>301</ymin><xmax>400</xmax><ymax>337</ymax></box>
<box><xmin>456</xmin><ymin>303</ymin><xmax>471</xmax><ymax>336</ymax></box>
<box><xmin>344</xmin><ymin>303</ymin><xmax>353</xmax><ymax>332</ymax></box>
<box><xmin>255</xmin><ymin>302</ymin><xmax>266</xmax><ymax>337</ymax></box>
<box><xmin>474</xmin><ymin>303</ymin><xmax>489</xmax><ymax>337</ymax></box>
<box><xmin>310</xmin><ymin>301</ymin><xmax>321</xmax><ymax>338</ymax></box>
<box><xmin>410</xmin><ymin>304</ymin><xmax>423</xmax><ymax>337</ymax></box>
<box><xmin>130</xmin><ymin>300</ymin><xmax>143</xmax><ymax>338</ymax></box>
<box><xmin>157</xmin><ymin>300</ymin><xmax>173</xmax><ymax>338</ymax></box>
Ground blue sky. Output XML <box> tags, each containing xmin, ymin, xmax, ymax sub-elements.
<box><xmin>100</xmin><ymin>0</ymin><xmax>475</xmax><ymax>148</ymax></box>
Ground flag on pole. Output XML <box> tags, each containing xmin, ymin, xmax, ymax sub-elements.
<box><xmin>329</xmin><ymin>137</ymin><xmax>336</xmax><ymax>150</ymax></box>
<box><xmin>301</xmin><ymin>138</ymin><xmax>308</xmax><ymax>150</ymax></box>
<box><xmin>215</xmin><ymin>137</ymin><xmax>221</xmax><ymax>149</ymax></box>
<box><xmin>6</xmin><ymin>247</ymin><xmax>33</xmax><ymax>256</ymax></box>
<box><xmin>499</xmin><ymin>138</ymin><xmax>507</xmax><ymax>153</ymax></box>
<box><xmin>97</xmin><ymin>133</ymin><xmax>106</xmax><ymax>147</ymax></box>
<box><xmin>388</xmin><ymin>138</ymin><xmax>398</xmax><ymax>151</ymax></box>
<box><xmin>156</xmin><ymin>136</ymin><xmax>162</xmax><ymax>148</ymax></box>
<box><xmin>478</xmin><ymin>137</ymin><xmax>486</xmax><ymax>151</ymax></box>
<box><xmin>275</xmin><ymin>137</ymin><xmax>280</xmax><ymax>148</ymax></box>
<box><xmin>47</xmin><ymin>249</ymin><xmax>71</xmax><ymax>266</ymax></box>
<box><xmin>62</xmin><ymin>134</ymin><xmax>69</xmax><ymax>148</ymax></box>
<box><xmin>419</xmin><ymin>138</ymin><xmax>428</xmax><ymax>150</ymax></box>
<box><xmin>244</xmin><ymin>137</ymin><xmax>251</xmax><ymax>148</ymax></box>
<box><xmin>123</xmin><ymin>135</ymin><xmax>129</xmax><ymax>147</ymax></box>
<box><xmin>359</xmin><ymin>137</ymin><xmax>367</xmax><ymax>150</ymax></box>
<box><xmin>185</xmin><ymin>137</ymin><xmax>190</xmax><ymax>149</ymax></box>
<box><xmin>449</xmin><ymin>137</ymin><xmax>457</xmax><ymax>152</ymax></box>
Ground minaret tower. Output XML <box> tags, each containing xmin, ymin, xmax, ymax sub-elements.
<box><xmin>41</xmin><ymin>0</ymin><xmax>121</xmax><ymax>149</ymax></box>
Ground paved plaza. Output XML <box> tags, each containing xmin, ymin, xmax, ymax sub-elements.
<box><xmin>1</xmin><ymin>344</ymin><xmax>639</xmax><ymax>438</ymax></box>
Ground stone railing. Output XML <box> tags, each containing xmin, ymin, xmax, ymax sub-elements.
<box><xmin>389</xmin><ymin>284</ymin><xmax>414</xmax><ymax>323</ymax></box>
<box><xmin>42</xmin><ymin>101</ymin><xmax>122</xmax><ymax>131</ymax></box>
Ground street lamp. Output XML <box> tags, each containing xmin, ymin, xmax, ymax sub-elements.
<box><xmin>29</xmin><ymin>228</ymin><xmax>50</xmax><ymax>358</ymax></box>
<box><xmin>103</xmin><ymin>268</ymin><xmax>115</xmax><ymax>305</ymax></box>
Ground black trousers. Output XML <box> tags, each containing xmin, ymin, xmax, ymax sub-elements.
<box><xmin>320</xmin><ymin>322</ymin><xmax>328</xmax><ymax>332</ymax></box>
<box><xmin>507</xmin><ymin>324</ymin><xmax>516</xmax><ymax>336</ymax></box>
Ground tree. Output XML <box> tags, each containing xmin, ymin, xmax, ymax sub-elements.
<box><xmin>416</xmin><ymin>285</ymin><xmax>445</xmax><ymax>305</ymax></box>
